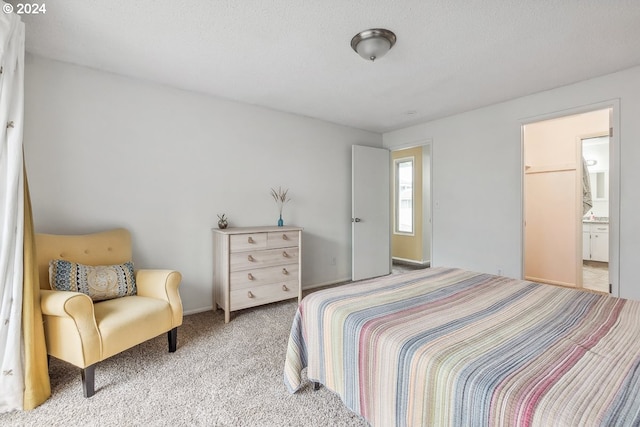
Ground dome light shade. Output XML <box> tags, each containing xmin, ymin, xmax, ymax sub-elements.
<box><xmin>351</xmin><ymin>28</ymin><xmax>396</xmax><ymax>61</ymax></box>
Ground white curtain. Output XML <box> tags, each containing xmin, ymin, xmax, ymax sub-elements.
<box><xmin>0</xmin><ymin>6</ymin><xmax>26</xmax><ymax>412</ymax></box>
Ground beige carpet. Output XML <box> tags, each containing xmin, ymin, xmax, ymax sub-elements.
<box><xmin>1</xmin><ymin>300</ymin><xmax>368</xmax><ymax>426</ymax></box>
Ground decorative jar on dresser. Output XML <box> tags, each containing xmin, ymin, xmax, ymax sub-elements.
<box><xmin>212</xmin><ymin>226</ymin><xmax>303</xmax><ymax>323</ymax></box>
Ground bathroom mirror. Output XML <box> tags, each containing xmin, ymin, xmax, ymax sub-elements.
<box><xmin>589</xmin><ymin>171</ymin><xmax>608</xmax><ymax>200</ymax></box>
<box><xmin>583</xmin><ymin>136</ymin><xmax>609</xmax><ymax>202</ymax></box>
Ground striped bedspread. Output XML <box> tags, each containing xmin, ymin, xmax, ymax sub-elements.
<box><xmin>284</xmin><ymin>267</ymin><xmax>640</xmax><ymax>426</ymax></box>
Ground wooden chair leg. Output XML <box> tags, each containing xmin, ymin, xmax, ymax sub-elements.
<box><xmin>81</xmin><ymin>364</ymin><xmax>96</xmax><ymax>398</ymax></box>
<box><xmin>168</xmin><ymin>327</ymin><xmax>178</xmax><ymax>353</ymax></box>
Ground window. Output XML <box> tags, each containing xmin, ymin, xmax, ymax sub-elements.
<box><xmin>395</xmin><ymin>157</ymin><xmax>414</xmax><ymax>234</ymax></box>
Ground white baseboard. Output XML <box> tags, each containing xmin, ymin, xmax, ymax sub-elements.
<box><xmin>184</xmin><ymin>306</ymin><xmax>214</xmax><ymax>316</ymax></box>
<box><xmin>186</xmin><ymin>264</ymin><xmax>436</xmax><ymax>315</ymax></box>
<box><xmin>183</xmin><ymin>277</ymin><xmax>353</xmax><ymax>315</ymax></box>
<box><xmin>303</xmin><ymin>277</ymin><xmax>351</xmax><ymax>291</ymax></box>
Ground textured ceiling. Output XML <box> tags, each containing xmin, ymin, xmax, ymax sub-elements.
<box><xmin>9</xmin><ymin>0</ymin><xmax>640</xmax><ymax>133</ymax></box>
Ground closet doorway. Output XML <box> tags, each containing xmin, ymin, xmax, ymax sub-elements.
<box><xmin>581</xmin><ymin>135</ymin><xmax>610</xmax><ymax>292</ymax></box>
<box><xmin>522</xmin><ymin>106</ymin><xmax>618</xmax><ymax>295</ymax></box>
<box><xmin>391</xmin><ymin>143</ymin><xmax>432</xmax><ymax>269</ymax></box>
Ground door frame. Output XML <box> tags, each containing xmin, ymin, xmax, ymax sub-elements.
<box><xmin>520</xmin><ymin>99</ymin><xmax>620</xmax><ymax>296</ymax></box>
<box><xmin>389</xmin><ymin>139</ymin><xmax>433</xmax><ymax>267</ymax></box>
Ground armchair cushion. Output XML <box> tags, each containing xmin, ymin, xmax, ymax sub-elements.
<box><xmin>49</xmin><ymin>259</ymin><xmax>137</xmax><ymax>302</ymax></box>
<box><xmin>94</xmin><ymin>296</ymin><xmax>173</xmax><ymax>359</ymax></box>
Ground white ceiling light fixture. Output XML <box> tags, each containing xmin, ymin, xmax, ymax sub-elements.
<box><xmin>351</xmin><ymin>28</ymin><xmax>397</xmax><ymax>62</ymax></box>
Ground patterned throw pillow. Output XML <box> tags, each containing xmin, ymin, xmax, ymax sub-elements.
<box><xmin>49</xmin><ymin>260</ymin><xmax>137</xmax><ymax>302</ymax></box>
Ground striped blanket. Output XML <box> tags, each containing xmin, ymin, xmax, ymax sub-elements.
<box><xmin>284</xmin><ymin>267</ymin><xmax>640</xmax><ymax>426</ymax></box>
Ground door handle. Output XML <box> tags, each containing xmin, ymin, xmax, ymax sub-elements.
<box><xmin>352</xmin><ymin>218</ymin><xmax>362</xmax><ymax>223</ymax></box>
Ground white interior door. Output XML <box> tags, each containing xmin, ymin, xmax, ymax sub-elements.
<box><xmin>352</xmin><ymin>145</ymin><xmax>390</xmax><ymax>281</ymax></box>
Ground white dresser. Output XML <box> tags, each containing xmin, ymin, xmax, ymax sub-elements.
<box><xmin>213</xmin><ymin>226</ymin><xmax>302</xmax><ymax>322</ymax></box>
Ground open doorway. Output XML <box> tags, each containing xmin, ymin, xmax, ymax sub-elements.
<box><xmin>391</xmin><ymin>143</ymin><xmax>432</xmax><ymax>272</ymax></box>
<box><xmin>523</xmin><ymin>108</ymin><xmax>615</xmax><ymax>294</ymax></box>
<box><xmin>581</xmin><ymin>135</ymin><xmax>610</xmax><ymax>293</ymax></box>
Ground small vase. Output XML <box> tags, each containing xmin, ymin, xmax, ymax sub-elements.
<box><xmin>218</xmin><ymin>220</ymin><xmax>228</xmax><ymax>229</ymax></box>
<box><xmin>277</xmin><ymin>215</ymin><xmax>284</xmax><ymax>227</ymax></box>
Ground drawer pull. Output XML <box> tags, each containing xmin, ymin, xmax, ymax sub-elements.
<box><xmin>282</xmin><ymin>268</ymin><xmax>289</xmax><ymax>275</ymax></box>
<box><xmin>282</xmin><ymin>285</ymin><xmax>289</xmax><ymax>291</ymax></box>
<box><xmin>248</xmin><ymin>236</ymin><xmax>254</xmax><ymax>243</ymax></box>
<box><xmin>282</xmin><ymin>251</ymin><xmax>289</xmax><ymax>258</ymax></box>
<box><xmin>247</xmin><ymin>255</ymin><xmax>255</xmax><ymax>262</ymax></box>
<box><xmin>282</xmin><ymin>234</ymin><xmax>289</xmax><ymax>240</ymax></box>
<box><xmin>248</xmin><ymin>273</ymin><xmax>254</xmax><ymax>280</ymax></box>
<box><xmin>247</xmin><ymin>291</ymin><xmax>254</xmax><ymax>298</ymax></box>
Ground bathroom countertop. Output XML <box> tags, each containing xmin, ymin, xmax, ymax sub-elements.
<box><xmin>583</xmin><ymin>217</ymin><xmax>609</xmax><ymax>224</ymax></box>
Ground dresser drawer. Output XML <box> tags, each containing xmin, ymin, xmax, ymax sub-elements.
<box><xmin>230</xmin><ymin>233</ymin><xmax>267</xmax><ymax>253</ymax></box>
<box><xmin>267</xmin><ymin>231</ymin><xmax>300</xmax><ymax>249</ymax></box>
<box><xmin>230</xmin><ymin>282</ymin><xmax>298</xmax><ymax>311</ymax></box>
<box><xmin>592</xmin><ymin>224</ymin><xmax>609</xmax><ymax>233</ymax></box>
<box><xmin>584</xmin><ymin>223</ymin><xmax>609</xmax><ymax>233</ymax></box>
<box><xmin>230</xmin><ymin>247</ymin><xmax>299</xmax><ymax>272</ymax></box>
<box><xmin>230</xmin><ymin>263</ymin><xmax>299</xmax><ymax>290</ymax></box>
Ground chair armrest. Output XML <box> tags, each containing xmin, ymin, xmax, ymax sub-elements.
<box><xmin>41</xmin><ymin>289</ymin><xmax>95</xmax><ymax>319</ymax></box>
<box><xmin>40</xmin><ymin>289</ymin><xmax>101</xmax><ymax>366</ymax></box>
<box><xmin>136</xmin><ymin>269</ymin><xmax>183</xmax><ymax>327</ymax></box>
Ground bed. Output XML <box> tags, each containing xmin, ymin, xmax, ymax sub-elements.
<box><xmin>284</xmin><ymin>267</ymin><xmax>640</xmax><ymax>426</ymax></box>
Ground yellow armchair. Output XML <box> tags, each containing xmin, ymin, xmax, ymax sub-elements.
<box><xmin>35</xmin><ymin>228</ymin><xmax>183</xmax><ymax>397</ymax></box>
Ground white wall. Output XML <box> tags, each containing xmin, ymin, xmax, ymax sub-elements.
<box><xmin>383</xmin><ymin>65</ymin><xmax>640</xmax><ymax>301</ymax></box>
<box><xmin>23</xmin><ymin>55</ymin><xmax>382</xmax><ymax>313</ymax></box>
